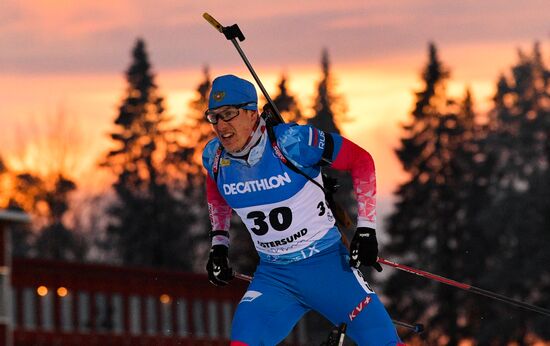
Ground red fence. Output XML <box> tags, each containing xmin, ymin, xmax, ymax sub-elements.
<box><xmin>11</xmin><ymin>258</ymin><xmax>285</xmax><ymax>345</ymax></box>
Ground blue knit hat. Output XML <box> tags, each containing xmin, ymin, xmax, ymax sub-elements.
<box><xmin>208</xmin><ymin>74</ymin><xmax>258</xmax><ymax>111</ymax></box>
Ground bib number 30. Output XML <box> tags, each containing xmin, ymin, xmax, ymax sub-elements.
<box><xmin>246</xmin><ymin>207</ymin><xmax>293</xmax><ymax>236</ymax></box>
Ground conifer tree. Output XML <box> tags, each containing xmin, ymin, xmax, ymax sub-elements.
<box><xmin>308</xmin><ymin>49</ymin><xmax>347</xmax><ymax>133</ymax></box>
<box><xmin>272</xmin><ymin>74</ymin><xmax>305</xmax><ymax>124</ymax></box>
<box><xmin>102</xmin><ymin>38</ymin><xmax>194</xmax><ymax>269</ymax></box>
<box><xmin>0</xmin><ymin>157</ymin><xmax>33</xmax><ymax>257</ymax></box>
<box><xmin>383</xmin><ymin>43</ymin><xmax>486</xmax><ymax>344</ymax></box>
<box><xmin>306</xmin><ymin>49</ymin><xmax>355</xmax><ymax>239</ymax></box>
<box><xmin>0</xmin><ymin>155</ymin><xmax>8</xmax><ymax>208</ymax></box>
<box><xmin>8</xmin><ymin>172</ymin><xmax>83</xmax><ymax>259</ymax></box>
<box><xmin>168</xmin><ymin>66</ymin><xmax>214</xmax><ymax>194</ymax></box>
<box><xmin>474</xmin><ymin>43</ymin><xmax>550</xmax><ymax>342</ymax></box>
<box><xmin>34</xmin><ymin>174</ymin><xmax>86</xmax><ymax>260</ymax></box>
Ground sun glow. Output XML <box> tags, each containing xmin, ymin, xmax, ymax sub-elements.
<box><xmin>0</xmin><ymin>37</ymin><xmax>516</xmax><ymax>212</ymax></box>
<box><xmin>1</xmin><ymin>58</ymin><xmax>498</xmax><ymax>201</ymax></box>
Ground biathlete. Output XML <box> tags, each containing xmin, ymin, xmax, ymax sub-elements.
<box><xmin>202</xmin><ymin>74</ymin><xmax>404</xmax><ymax>345</ymax></box>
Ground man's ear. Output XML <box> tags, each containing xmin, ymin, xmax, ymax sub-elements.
<box><xmin>249</xmin><ymin>110</ymin><xmax>259</xmax><ymax>122</ymax></box>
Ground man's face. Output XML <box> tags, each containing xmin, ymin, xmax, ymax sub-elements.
<box><xmin>211</xmin><ymin>106</ymin><xmax>258</xmax><ymax>152</ymax></box>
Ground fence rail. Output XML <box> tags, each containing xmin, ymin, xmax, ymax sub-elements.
<box><xmin>11</xmin><ymin>257</ymin><xmax>252</xmax><ymax>345</ymax></box>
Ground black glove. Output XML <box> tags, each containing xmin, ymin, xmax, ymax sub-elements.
<box><xmin>206</xmin><ymin>245</ymin><xmax>234</xmax><ymax>286</ymax></box>
<box><xmin>349</xmin><ymin>227</ymin><xmax>383</xmax><ymax>272</ymax></box>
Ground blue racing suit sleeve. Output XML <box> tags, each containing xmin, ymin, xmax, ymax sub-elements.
<box><xmin>274</xmin><ymin>123</ymin><xmax>343</xmax><ymax>169</ymax></box>
<box><xmin>202</xmin><ymin>138</ymin><xmax>221</xmax><ymax>180</ymax></box>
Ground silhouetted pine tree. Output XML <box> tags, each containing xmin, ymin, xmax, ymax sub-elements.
<box><xmin>34</xmin><ymin>174</ymin><xmax>86</xmax><ymax>260</ymax></box>
<box><xmin>8</xmin><ymin>172</ymin><xmax>84</xmax><ymax>259</ymax></box>
<box><xmin>191</xmin><ymin>69</ymin><xmax>213</xmax><ymax>155</ymax></box>
<box><xmin>0</xmin><ymin>155</ymin><xmax>8</xmax><ymax>208</ymax></box>
<box><xmin>0</xmin><ymin>156</ymin><xmax>5</xmax><ymax>175</ymax></box>
<box><xmin>102</xmin><ymin>38</ymin><xmax>195</xmax><ymax>269</ymax></box>
<box><xmin>308</xmin><ymin>49</ymin><xmax>348</xmax><ymax>133</ymax></box>
<box><xmin>473</xmin><ymin>43</ymin><xmax>550</xmax><ymax>343</ymax></box>
<box><xmin>272</xmin><ymin>74</ymin><xmax>305</xmax><ymax>124</ymax></box>
<box><xmin>168</xmin><ymin>66</ymin><xmax>213</xmax><ymax>195</ymax></box>
<box><xmin>307</xmin><ymin>49</ymin><xmax>355</xmax><ymax>238</ymax></box>
<box><xmin>0</xmin><ymin>157</ymin><xmax>33</xmax><ymax>257</ymax></box>
<box><xmin>383</xmin><ymin>43</ymin><xmax>487</xmax><ymax>344</ymax></box>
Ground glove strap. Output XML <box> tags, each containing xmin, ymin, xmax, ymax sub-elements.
<box><xmin>209</xmin><ymin>230</ymin><xmax>230</xmax><ymax>239</ymax></box>
<box><xmin>356</xmin><ymin>227</ymin><xmax>376</xmax><ymax>237</ymax></box>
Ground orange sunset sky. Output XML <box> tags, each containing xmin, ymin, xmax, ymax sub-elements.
<box><xmin>1</xmin><ymin>0</ymin><xmax>549</xmax><ymax>222</ymax></box>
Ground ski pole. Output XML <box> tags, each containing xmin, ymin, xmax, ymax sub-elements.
<box><xmin>234</xmin><ymin>271</ymin><xmax>424</xmax><ymax>334</ymax></box>
<box><xmin>202</xmin><ymin>12</ymin><xmax>284</xmax><ymax>123</ymax></box>
<box><xmin>392</xmin><ymin>320</ymin><xmax>424</xmax><ymax>334</ymax></box>
<box><xmin>378</xmin><ymin>257</ymin><xmax>550</xmax><ymax>317</ymax></box>
<box><xmin>335</xmin><ymin>323</ymin><xmax>346</xmax><ymax>346</ymax></box>
<box><xmin>330</xmin><ymin>323</ymin><xmax>347</xmax><ymax>346</ymax></box>
<box><xmin>234</xmin><ymin>272</ymin><xmax>253</xmax><ymax>282</ymax></box>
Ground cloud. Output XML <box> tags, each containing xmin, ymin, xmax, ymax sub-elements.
<box><xmin>1</xmin><ymin>0</ymin><xmax>548</xmax><ymax>75</ymax></box>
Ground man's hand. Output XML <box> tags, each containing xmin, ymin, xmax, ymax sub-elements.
<box><xmin>349</xmin><ymin>227</ymin><xmax>383</xmax><ymax>272</ymax></box>
<box><xmin>206</xmin><ymin>245</ymin><xmax>234</xmax><ymax>286</ymax></box>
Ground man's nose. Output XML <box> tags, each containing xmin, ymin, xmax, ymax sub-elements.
<box><xmin>214</xmin><ymin>121</ymin><xmax>229</xmax><ymax>131</ymax></box>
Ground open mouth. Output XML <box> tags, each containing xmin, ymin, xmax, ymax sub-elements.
<box><xmin>221</xmin><ymin>133</ymin><xmax>234</xmax><ymax>139</ymax></box>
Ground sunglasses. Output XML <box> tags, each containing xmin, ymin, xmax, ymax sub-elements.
<box><xmin>205</xmin><ymin>102</ymin><xmax>255</xmax><ymax>124</ymax></box>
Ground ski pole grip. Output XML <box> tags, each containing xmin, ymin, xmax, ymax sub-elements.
<box><xmin>203</xmin><ymin>12</ymin><xmax>224</xmax><ymax>33</ymax></box>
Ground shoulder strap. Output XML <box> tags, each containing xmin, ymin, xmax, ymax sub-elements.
<box><xmin>266</xmin><ymin>125</ymin><xmax>327</xmax><ymax>193</ymax></box>
<box><xmin>266</xmin><ymin>125</ymin><xmax>352</xmax><ymax>229</ymax></box>
<box><xmin>317</xmin><ymin>130</ymin><xmax>335</xmax><ymax>166</ymax></box>
<box><xmin>212</xmin><ymin>144</ymin><xmax>224</xmax><ymax>183</ymax></box>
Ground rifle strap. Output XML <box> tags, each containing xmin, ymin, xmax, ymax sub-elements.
<box><xmin>266</xmin><ymin>125</ymin><xmax>328</xmax><ymax>193</ymax></box>
<box><xmin>212</xmin><ymin>124</ymin><xmax>351</xmax><ymax>229</ymax></box>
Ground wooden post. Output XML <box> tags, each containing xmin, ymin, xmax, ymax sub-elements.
<box><xmin>0</xmin><ymin>209</ymin><xmax>30</xmax><ymax>346</ymax></box>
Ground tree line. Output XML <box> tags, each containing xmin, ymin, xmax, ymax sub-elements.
<box><xmin>0</xmin><ymin>39</ymin><xmax>339</xmax><ymax>270</ymax></box>
<box><xmin>0</xmin><ymin>38</ymin><xmax>549</xmax><ymax>344</ymax></box>
<box><xmin>384</xmin><ymin>43</ymin><xmax>550</xmax><ymax>344</ymax></box>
